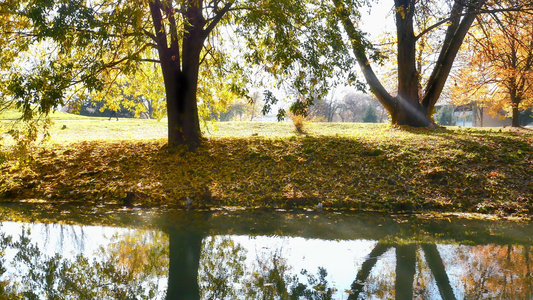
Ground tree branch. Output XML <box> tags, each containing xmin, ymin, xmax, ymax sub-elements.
<box><xmin>204</xmin><ymin>2</ymin><xmax>233</xmax><ymax>37</ymax></box>
<box><xmin>148</xmin><ymin>0</ymin><xmax>169</xmax><ymax>52</ymax></box>
<box><xmin>332</xmin><ymin>0</ymin><xmax>394</xmax><ymax>112</ymax></box>
<box><xmin>422</xmin><ymin>0</ymin><xmax>487</xmax><ymax>112</ymax></box>
<box><xmin>163</xmin><ymin>0</ymin><xmax>181</xmax><ymax>59</ymax></box>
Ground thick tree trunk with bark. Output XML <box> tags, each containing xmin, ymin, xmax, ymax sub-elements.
<box><xmin>393</xmin><ymin>0</ymin><xmax>432</xmax><ymax>126</ymax></box>
<box><xmin>510</xmin><ymin>81</ymin><xmax>522</xmax><ymax>127</ymax></box>
<box><xmin>164</xmin><ymin>69</ymin><xmax>202</xmax><ymax>149</ymax></box>
<box><xmin>153</xmin><ymin>2</ymin><xmax>205</xmax><ymax>149</ymax></box>
<box><xmin>149</xmin><ymin>0</ymin><xmax>232</xmax><ymax>149</ymax></box>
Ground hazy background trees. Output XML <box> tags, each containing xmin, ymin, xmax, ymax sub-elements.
<box><xmin>307</xmin><ymin>92</ymin><xmax>387</xmax><ymax>123</ymax></box>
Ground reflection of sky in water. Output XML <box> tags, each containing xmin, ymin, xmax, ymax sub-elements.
<box><xmin>226</xmin><ymin>235</ymin><xmax>387</xmax><ymax>294</ymax></box>
<box><xmin>1</xmin><ymin>221</ymin><xmax>130</xmax><ymax>260</ymax></box>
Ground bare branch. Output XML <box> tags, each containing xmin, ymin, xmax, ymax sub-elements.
<box><xmin>204</xmin><ymin>2</ymin><xmax>233</xmax><ymax>37</ymax></box>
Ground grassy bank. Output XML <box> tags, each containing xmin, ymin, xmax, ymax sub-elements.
<box><xmin>1</xmin><ymin>118</ymin><xmax>532</xmax><ymax>217</ymax></box>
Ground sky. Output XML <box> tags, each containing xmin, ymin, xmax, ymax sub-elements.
<box><xmin>360</xmin><ymin>1</ymin><xmax>396</xmax><ymax>40</ymax></box>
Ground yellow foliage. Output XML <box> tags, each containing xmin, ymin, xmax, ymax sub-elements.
<box><xmin>288</xmin><ymin>112</ymin><xmax>306</xmax><ymax>133</ymax></box>
<box><xmin>452</xmin><ymin>10</ymin><xmax>533</xmax><ymax>119</ymax></box>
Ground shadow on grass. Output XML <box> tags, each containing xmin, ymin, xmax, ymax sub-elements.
<box><xmin>1</xmin><ymin>130</ymin><xmax>532</xmax><ymax>216</ymax></box>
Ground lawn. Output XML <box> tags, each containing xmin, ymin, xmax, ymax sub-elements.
<box><xmin>1</xmin><ymin>112</ymin><xmax>532</xmax><ymax>218</ymax></box>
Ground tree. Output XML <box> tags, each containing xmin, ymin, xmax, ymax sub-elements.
<box><xmin>308</xmin><ymin>91</ymin><xmax>340</xmax><ymax>122</ymax></box>
<box><xmin>1</xmin><ymin>0</ymin><xmax>306</xmax><ymax>150</ymax></box>
<box><xmin>362</xmin><ymin>105</ymin><xmax>378</xmax><ymax>123</ymax></box>
<box><xmin>454</xmin><ymin>6</ymin><xmax>533</xmax><ymax>127</ymax></box>
<box><xmin>434</xmin><ymin>105</ymin><xmax>455</xmax><ymax>126</ymax></box>
<box><xmin>337</xmin><ymin>92</ymin><xmax>387</xmax><ymax>123</ymax></box>
<box><xmin>331</xmin><ymin>0</ymin><xmax>533</xmax><ymax>128</ymax></box>
<box><xmin>216</xmin><ymin>92</ymin><xmax>263</xmax><ymax>122</ymax></box>
<box><xmin>449</xmin><ymin>66</ymin><xmax>493</xmax><ymax>127</ymax></box>
<box><xmin>1</xmin><ymin>0</ymin><xmax>222</xmax><ymax>148</ymax></box>
<box><xmin>217</xmin><ymin>99</ymin><xmax>250</xmax><ymax>121</ymax></box>
<box><xmin>238</xmin><ymin>0</ymin><xmax>356</xmax><ymax>121</ymax></box>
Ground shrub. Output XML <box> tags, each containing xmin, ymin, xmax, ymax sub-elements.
<box><xmin>289</xmin><ymin>113</ymin><xmax>306</xmax><ymax>134</ymax></box>
<box><xmin>362</xmin><ymin>106</ymin><xmax>378</xmax><ymax>123</ymax></box>
<box><xmin>435</xmin><ymin>105</ymin><xmax>455</xmax><ymax>126</ymax></box>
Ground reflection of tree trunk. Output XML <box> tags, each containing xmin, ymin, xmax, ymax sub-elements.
<box><xmin>421</xmin><ymin>244</ymin><xmax>457</xmax><ymax>300</ymax></box>
<box><xmin>348</xmin><ymin>243</ymin><xmax>391</xmax><ymax>299</ymax></box>
<box><xmin>165</xmin><ymin>212</ymin><xmax>211</xmax><ymax>300</ymax></box>
<box><xmin>525</xmin><ymin>246</ymin><xmax>533</xmax><ymax>295</ymax></box>
<box><xmin>395</xmin><ymin>244</ymin><xmax>416</xmax><ymax>300</ymax></box>
<box><xmin>166</xmin><ymin>227</ymin><xmax>204</xmax><ymax>300</ymax></box>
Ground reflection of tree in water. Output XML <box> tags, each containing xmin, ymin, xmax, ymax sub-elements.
<box><xmin>242</xmin><ymin>248</ymin><xmax>338</xmax><ymax>299</ymax></box>
<box><xmin>348</xmin><ymin>243</ymin><xmax>459</xmax><ymax>300</ymax></box>
<box><xmin>244</xmin><ymin>245</ymin><xmax>294</xmax><ymax>299</ymax></box>
<box><xmin>2</xmin><ymin>223</ymin><xmax>533</xmax><ymax>299</ymax></box>
<box><xmin>199</xmin><ymin>236</ymin><xmax>246</xmax><ymax>299</ymax></box>
<box><xmin>0</xmin><ymin>226</ymin><xmax>167</xmax><ymax>299</ymax></box>
<box><xmin>291</xmin><ymin>267</ymin><xmax>337</xmax><ymax>299</ymax></box>
<box><xmin>0</xmin><ymin>231</ymin><xmax>20</xmax><ymax>298</ymax></box>
<box><xmin>355</xmin><ymin>245</ymin><xmax>395</xmax><ymax>300</ymax></box>
<box><xmin>199</xmin><ymin>235</ymin><xmax>338</xmax><ymax>299</ymax></box>
<box><xmin>41</xmin><ymin>223</ymin><xmax>87</xmax><ymax>255</ymax></box>
<box><xmin>99</xmin><ymin>230</ymin><xmax>169</xmax><ymax>283</ymax></box>
<box><xmin>197</xmin><ymin>236</ymin><xmax>460</xmax><ymax>299</ymax></box>
<box><xmin>346</xmin><ymin>243</ymin><xmax>533</xmax><ymax>300</ymax></box>
<box><xmin>448</xmin><ymin>244</ymin><xmax>533</xmax><ymax>299</ymax></box>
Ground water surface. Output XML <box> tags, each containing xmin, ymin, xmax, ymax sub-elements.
<box><xmin>0</xmin><ymin>207</ymin><xmax>532</xmax><ymax>299</ymax></box>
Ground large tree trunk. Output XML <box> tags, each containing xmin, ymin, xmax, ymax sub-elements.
<box><xmin>165</xmin><ymin>2</ymin><xmax>204</xmax><ymax>149</ymax></box>
<box><xmin>393</xmin><ymin>0</ymin><xmax>432</xmax><ymax>127</ymax></box>
<box><xmin>157</xmin><ymin>50</ymin><xmax>202</xmax><ymax>149</ymax></box>
<box><xmin>150</xmin><ymin>0</ymin><xmax>222</xmax><ymax>150</ymax></box>
<box><xmin>512</xmin><ymin>102</ymin><xmax>521</xmax><ymax>127</ymax></box>
<box><xmin>335</xmin><ymin>0</ymin><xmax>486</xmax><ymax>128</ymax></box>
<box><xmin>149</xmin><ymin>1</ymin><xmax>203</xmax><ymax>150</ymax></box>
<box><xmin>164</xmin><ymin>70</ymin><xmax>202</xmax><ymax>149</ymax></box>
<box><xmin>510</xmin><ymin>84</ymin><xmax>522</xmax><ymax>127</ymax></box>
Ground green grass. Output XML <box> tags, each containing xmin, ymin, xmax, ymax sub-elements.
<box><xmin>0</xmin><ymin>107</ymin><xmax>103</xmax><ymax>120</ymax></box>
<box><xmin>2</xmin><ymin>110</ymin><xmax>388</xmax><ymax>143</ymax></box>
<box><xmin>0</xmin><ymin>109</ymin><xmax>511</xmax><ymax>142</ymax></box>
<box><xmin>1</xmin><ymin>110</ymin><xmax>167</xmax><ymax>142</ymax></box>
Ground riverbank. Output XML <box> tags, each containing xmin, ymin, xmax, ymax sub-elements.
<box><xmin>1</xmin><ymin>122</ymin><xmax>532</xmax><ymax>217</ymax></box>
